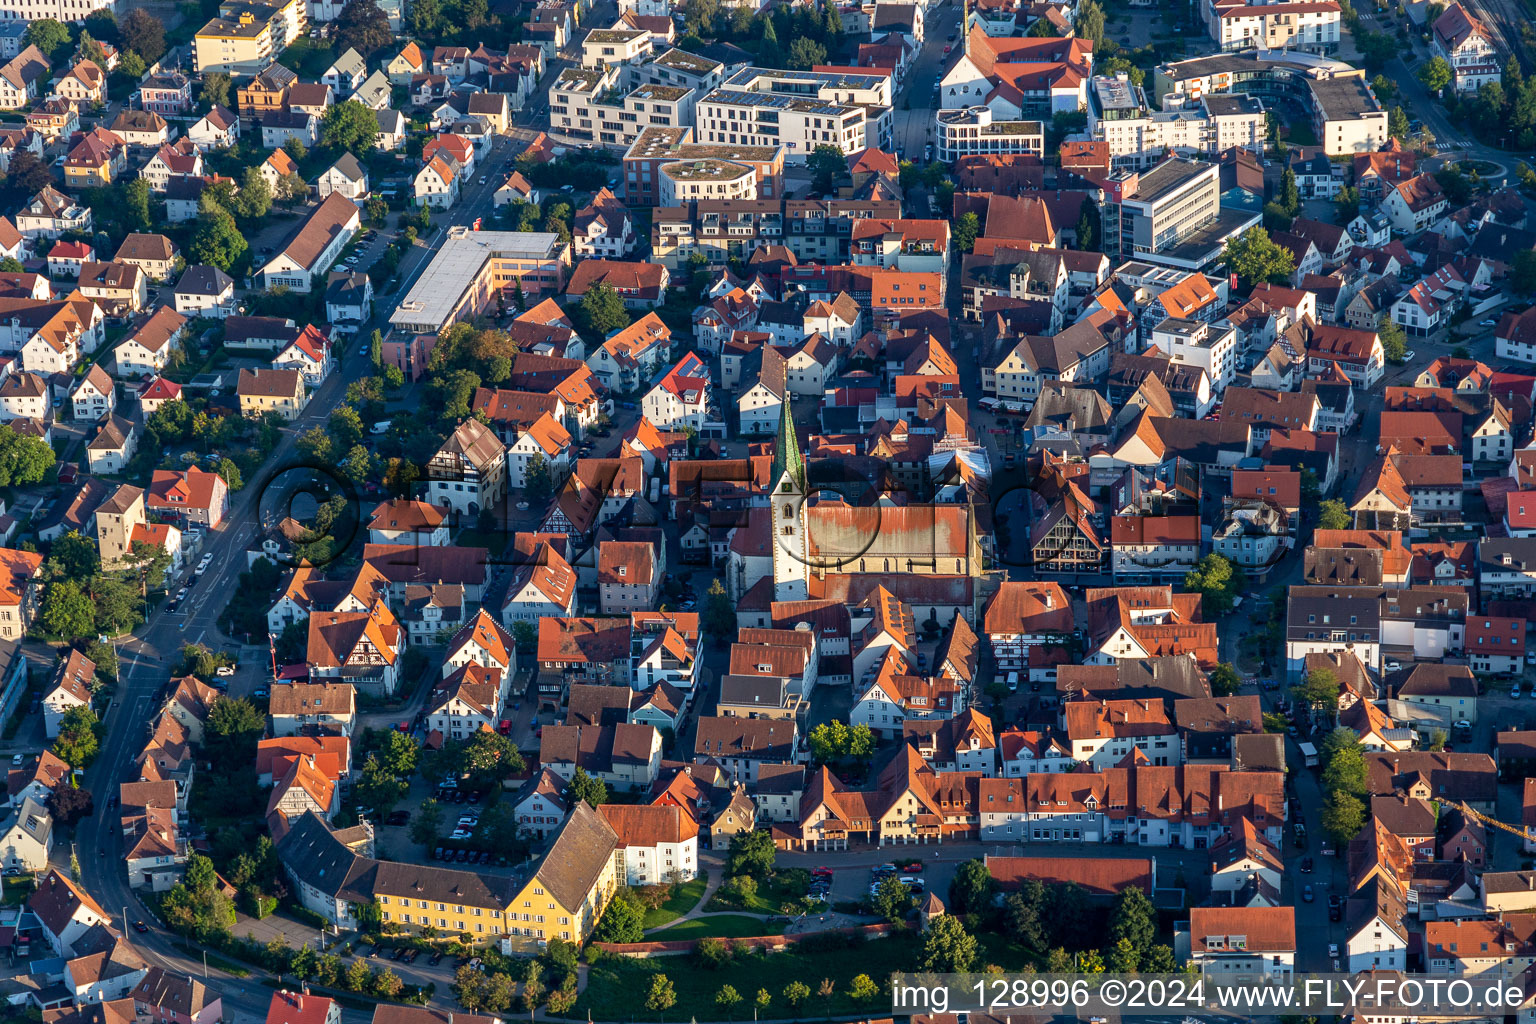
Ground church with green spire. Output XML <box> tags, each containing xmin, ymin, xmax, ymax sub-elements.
<box><xmin>770</xmin><ymin>402</ymin><xmax>809</xmax><ymax>601</ymax></box>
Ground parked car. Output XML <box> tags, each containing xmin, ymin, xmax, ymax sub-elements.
<box><xmin>133</xmin><ymin>920</ymin><xmax>149</xmax><ymax>933</ymax></box>
<box><xmin>1302</xmin><ymin>884</ymin><xmax>1314</xmax><ymax>902</ymax></box>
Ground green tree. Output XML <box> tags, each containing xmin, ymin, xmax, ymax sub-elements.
<box><xmin>122</xmin><ymin>178</ymin><xmax>152</xmax><ymax>232</ymax></box>
<box><xmin>1280</xmin><ymin>168</ymin><xmax>1299</xmax><ymax>216</ymax></box>
<box><xmin>369</xmin><ymin>328</ymin><xmax>383</xmax><ymax>368</ymax></box>
<box><xmin>725</xmin><ymin>828</ymin><xmax>776</xmax><ymax>877</ymax></box>
<box><xmin>0</xmin><ymin>425</ymin><xmax>55</xmax><ymax>486</ymax></box>
<box><xmin>1322</xmin><ymin>788</ymin><xmax>1366</xmax><ymax>846</ymax></box>
<box><xmin>1294</xmin><ymin>668</ymin><xmax>1341</xmax><ymax>715</ymax></box>
<box><xmin>118</xmin><ymin>50</ymin><xmax>146</xmax><ymax>78</ymax></box>
<box><xmin>782</xmin><ymin>981</ymin><xmax>810</xmax><ymax>1010</ymax></box>
<box><xmin>379</xmin><ymin>729</ymin><xmax>418</xmax><ymax>776</ymax></box>
<box><xmin>567</xmin><ymin>766</ymin><xmax>607</xmax><ymax>808</ymax></box>
<box><xmin>1003</xmin><ymin>889</ymin><xmax>1048</xmax><ymax>950</ymax></box>
<box><xmin>42</xmin><ymin>580</ymin><xmax>94</xmax><ymax>639</ymax></box>
<box><xmin>296</xmin><ymin>426</ymin><xmax>334</xmax><ymax>464</ymax></box>
<box><xmin>1183</xmin><ymin>552</ymin><xmax>1244</xmax><ymax>616</ymax></box>
<box><xmin>188</xmin><ymin>196</ymin><xmax>246</xmax><ymax>271</ymax></box>
<box><xmin>1210</xmin><ymin>662</ymin><xmax>1243</xmax><ymax>697</ymax></box>
<box><xmin>1109</xmin><ymin>886</ymin><xmax>1157</xmax><ymax>953</ymax></box>
<box><xmin>52</xmin><ymin>705</ymin><xmax>100</xmax><ymax>768</ymax></box>
<box><xmin>758</xmin><ymin>16</ymin><xmax>780</xmax><ymax>64</ymax></box>
<box><xmin>578</xmin><ymin>283</ymin><xmax>629</xmax><ymax>337</ymax></box>
<box><xmin>1106</xmin><ymin>936</ymin><xmax>1141</xmax><ymax>973</ymax></box>
<box><xmin>1378</xmin><ymin>314</ymin><xmax>1409</xmax><ymax>362</ymax></box>
<box><xmin>77</xmin><ymin>30</ymin><xmax>106</xmax><ymax>67</ymax></box>
<box><xmin>1074</xmin><ymin>0</ymin><xmax>1104</xmax><ymax>44</ymax></box>
<box><xmin>1429</xmin><ymin>728</ymin><xmax>1449</xmax><ymax>751</ymax></box>
<box><xmin>1076</xmin><ymin>197</ymin><xmax>1099</xmax><ymax>250</ymax></box>
<box><xmin>48</xmin><ymin>532</ymin><xmax>99</xmax><ymax>582</ymax></box>
<box><xmin>1322</xmin><ymin>728</ymin><xmax>1368</xmax><ymax>796</ymax></box>
<box><xmin>121</xmin><ymin>8</ymin><xmax>165</xmax><ymax>62</ymax></box>
<box><xmin>1509</xmin><ymin>249</ymin><xmax>1536</xmax><ymax>296</ymax></box>
<box><xmin>334</xmin><ymin>0</ymin><xmax>393</xmax><ymax>55</ymax></box>
<box><xmin>343</xmin><ymin>958</ymin><xmax>372</xmax><ymax>992</ymax></box>
<box><xmin>1221</xmin><ymin>226</ymin><xmax>1295</xmax><ymax>287</ymax></box>
<box><xmin>920</xmin><ymin>914</ymin><xmax>978</xmax><ymax>972</ymax></box>
<box><xmin>208</xmin><ymin>696</ymin><xmax>265</xmax><ymax>738</ymax></box>
<box><xmin>716</xmin><ymin>985</ymin><xmax>742</xmax><ymax>1018</ymax></box>
<box><xmin>322</xmin><ymin>99</ymin><xmax>380</xmax><ymax>153</ymax></box>
<box><xmin>1388</xmin><ymin>105</ymin><xmax>1411</xmax><ymax>139</ymax></box>
<box><xmin>948</xmin><ymin>858</ymin><xmax>993</xmax><ymax>915</ymax></box>
<box><xmin>870</xmin><ymin>875</ymin><xmax>912</xmax><ymax>923</ymax></box>
<box><xmin>755</xmin><ymin>988</ymin><xmax>771</xmax><ymax>1013</ymax></box>
<box><xmin>525</xmin><ymin>452</ymin><xmax>553</xmax><ymax>502</ymax></box>
<box><xmin>1334</xmin><ymin>185</ymin><xmax>1360</xmax><ymax>223</ymax></box>
<box><xmin>645</xmin><ymin>974</ymin><xmax>676</xmax><ymax>1016</ymax></box>
<box><xmin>953</xmin><ymin>211</ymin><xmax>980</xmax><ymax>253</ymax></box>
<box><xmin>354</xmin><ymin>755</ymin><xmax>407</xmax><ymax>815</ymax></box>
<box><xmin>1144</xmin><ymin>945</ymin><xmax>1178</xmax><ymax>972</ymax></box>
<box><xmin>5</xmin><ymin>151</ymin><xmax>51</xmax><ymax>197</ymax></box>
<box><xmin>785</xmin><ymin>36</ymin><xmax>826</xmax><ymax>70</ymax></box>
<box><xmin>340</xmin><ymin>444</ymin><xmax>373</xmax><ymax>485</ymax></box>
<box><xmin>847</xmin><ymin>974</ymin><xmax>879</xmax><ymax>1003</ymax></box>
<box><xmin>1263</xmin><ymin>202</ymin><xmax>1294</xmax><ymax>233</ymax></box>
<box><xmin>215</xmin><ymin>457</ymin><xmax>243</xmax><ymax>491</ymax></box>
<box><xmin>1418</xmin><ymin>55</ymin><xmax>1453</xmax><ymax>93</ymax></box>
<box><xmin>408</xmin><ymin>797</ymin><xmax>442</xmax><ymax>848</ymax></box>
<box><xmin>703</xmin><ymin>576</ymin><xmax>734</xmax><ymax>635</ymax></box>
<box><xmin>23</xmin><ymin>18</ymin><xmax>68</xmax><ymax>60</ymax></box>
<box><xmin>593</xmin><ymin>888</ymin><xmax>644</xmax><ymax>943</ymax></box>
<box><xmin>807</xmin><ymin>143</ymin><xmax>844</xmax><ymax>193</ymax></box>
<box><xmin>1317</xmin><ymin>498</ymin><xmax>1351</xmax><ymax>530</ymax></box>
<box><xmin>235</xmin><ymin>167</ymin><xmax>272</xmax><ymax>222</ymax></box>
<box><xmin>373</xmin><ymin>969</ymin><xmax>403</xmax><ymax>999</ymax></box>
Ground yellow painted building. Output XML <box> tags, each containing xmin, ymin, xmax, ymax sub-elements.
<box><xmin>376</xmin><ymin>802</ymin><xmax>619</xmax><ymax>949</ymax></box>
<box><xmin>194</xmin><ymin>0</ymin><xmax>308</xmax><ymax>75</ymax></box>
<box><xmin>236</xmin><ymin>367</ymin><xmax>306</xmax><ymax>420</ymax></box>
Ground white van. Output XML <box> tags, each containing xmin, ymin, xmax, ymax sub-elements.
<box><xmin>1006</xmin><ymin>671</ymin><xmax>1019</xmax><ymax>691</ymax></box>
<box><xmin>370</xmin><ymin>421</ymin><xmax>390</xmax><ymax>435</ymax></box>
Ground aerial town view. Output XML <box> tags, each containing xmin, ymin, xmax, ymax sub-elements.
<box><xmin>0</xmin><ymin>0</ymin><xmax>1534</xmax><ymax>1015</ymax></box>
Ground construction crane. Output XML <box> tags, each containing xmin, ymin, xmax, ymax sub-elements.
<box><xmin>1432</xmin><ymin>798</ymin><xmax>1531</xmax><ymax>842</ymax></box>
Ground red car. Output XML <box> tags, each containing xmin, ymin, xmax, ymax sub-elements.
<box><xmin>899</xmin><ymin>862</ymin><xmax>923</xmax><ymax>873</ymax></box>
<box><xmin>811</xmin><ymin>867</ymin><xmax>833</xmax><ymax>877</ymax></box>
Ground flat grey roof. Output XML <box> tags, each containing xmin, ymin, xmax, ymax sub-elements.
<box><xmin>1133</xmin><ymin>158</ymin><xmax>1214</xmax><ymax>204</ymax></box>
<box><xmin>1204</xmin><ymin>93</ymin><xmax>1264</xmax><ymax>115</ymax></box>
<box><xmin>1160</xmin><ymin>206</ymin><xmax>1262</xmax><ymax>264</ymax></box>
<box><xmin>391</xmin><ymin>230</ymin><xmax>560</xmax><ymax>331</ymax></box>
<box><xmin>1310</xmin><ymin>75</ymin><xmax>1380</xmax><ymax>119</ymax></box>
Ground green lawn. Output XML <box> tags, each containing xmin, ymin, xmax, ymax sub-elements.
<box><xmin>642</xmin><ymin>873</ymin><xmax>709</xmax><ymax>929</ymax></box>
<box><xmin>648</xmin><ymin>915</ymin><xmax>777</xmax><ymax>939</ymax></box>
<box><xmin>567</xmin><ymin>932</ymin><xmax>921</xmax><ymax>1021</ymax></box>
<box><xmin>705</xmin><ymin>872</ymin><xmax>809</xmax><ymax>915</ymax></box>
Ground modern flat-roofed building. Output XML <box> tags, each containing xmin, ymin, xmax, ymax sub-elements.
<box><xmin>193</xmin><ymin>0</ymin><xmax>306</xmax><ymax>75</ymax></box>
<box><xmin>389</xmin><ymin>227</ymin><xmax>569</xmax><ymax>336</ymax></box>
<box><xmin>623</xmin><ymin>126</ymin><xmax>785</xmax><ymax>206</ymax></box>
<box><xmin>1153</xmin><ymin>51</ymin><xmax>1386</xmax><ymax>156</ymax></box>
<box><xmin>935</xmin><ymin>107</ymin><xmax>1043</xmax><ymax>162</ymax></box>
<box><xmin>695</xmin><ymin>68</ymin><xmax>893</xmax><ymax>161</ymax></box>
<box><xmin>1087</xmin><ymin>74</ymin><xmax>1264</xmax><ymax>170</ymax></box>
<box><xmin>1100</xmin><ymin>157</ymin><xmax>1260</xmax><ymax>270</ymax></box>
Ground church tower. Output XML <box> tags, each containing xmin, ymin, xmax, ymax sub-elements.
<box><xmin>770</xmin><ymin>402</ymin><xmax>809</xmax><ymax>601</ymax></box>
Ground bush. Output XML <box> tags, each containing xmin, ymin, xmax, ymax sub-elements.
<box><xmin>694</xmin><ymin>936</ymin><xmax>732</xmax><ymax>969</ymax></box>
